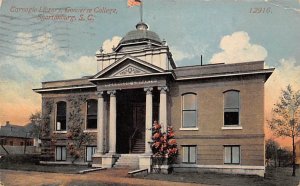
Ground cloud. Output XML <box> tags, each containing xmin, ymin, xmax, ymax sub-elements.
<box><xmin>0</xmin><ymin>32</ymin><xmax>96</xmax><ymax>125</ymax></box>
<box><xmin>15</xmin><ymin>32</ymin><xmax>66</xmax><ymax>59</ymax></box>
<box><xmin>101</xmin><ymin>36</ymin><xmax>122</xmax><ymax>53</ymax></box>
<box><xmin>56</xmin><ymin>56</ymin><xmax>97</xmax><ymax>79</ymax></box>
<box><xmin>170</xmin><ymin>47</ymin><xmax>194</xmax><ymax>62</ymax></box>
<box><xmin>0</xmin><ymin>32</ymin><xmax>119</xmax><ymax>125</ymax></box>
<box><xmin>210</xmin><ymin>31</ymin><xmax>268</xmax><ymax>64</ymax></box>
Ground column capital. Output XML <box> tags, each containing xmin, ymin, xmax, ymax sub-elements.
<box><xmin>96</xmin><ymin>91</ymin><xmax>104</xmax><ymax>98</ymax></box>
<box><xmin>107</xmin><ymin>90</ymin><xmax>116</xmax><ymax>96</ymax></box>
<box><xmin>158</xmin><ymin>86</ymin><xmax>169</xmax><ymax>94</ymax></box>
<box><xmin>144</xmin><ymin>87</ymin><xmax>153</xmax><ymax>94</ymax></box>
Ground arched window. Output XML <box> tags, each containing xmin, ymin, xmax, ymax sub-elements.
<box><xmin>86</xmin><ymin>99</ymin><xmax>97</xmax><ymax>129</ymax></box>
<box><xmin>56</xmin><ymin>101</ymin><xmax>67</xmax><ymax>131</ymax></box>
<box><xmin>182</xmin><ymin>93</ymin><xmax>197</xmax><ymax>128</ymax></box>
<box><xmin>224</xmin><ymin>90</ymin><xmax>240</xmax><ymax>125</ymax></box>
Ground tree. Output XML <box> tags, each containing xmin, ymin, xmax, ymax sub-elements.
<box><xmin>29</xmin><ymin>111</ymin><xmax>42</xmax><ymax>138</ymax></box>
<box><xmin>268</xmin><ymin>85</ymin><xmax>300</xmax><ymax>176</ymax></box>
<box><xmin>265</xmin><ymin>139</ymin><xmax>279</xmax><ymax>167</ymax></box>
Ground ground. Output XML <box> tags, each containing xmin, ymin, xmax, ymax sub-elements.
<box><xmin>1</xmin><ymin>166</ymin><xmax>300</xmax><ymax>186</ymax></box>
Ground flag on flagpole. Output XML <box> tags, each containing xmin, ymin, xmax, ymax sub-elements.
<box><xmin>128</xmin><ymin>0</ymin><xmax>141</xmax><ymax>7</ymax></box>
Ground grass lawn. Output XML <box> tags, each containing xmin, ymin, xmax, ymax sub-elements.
<box><xmin>0</xmin><ymin>154</ymin><xmax>90</xmax><ymax>173</ymax></box>
<box><xmin>1</xmin><ymin>157</ymin><xmax>299</xmax><ymax>185</ymax></box>
<box><xmin>136</xmin><ymin>167</ymin><xmax>300</xmax><ymax>186</ymax></box>
<box><xmin>0</xmin><ymin>162</ymin><xmax>89</xmax><ymax>173</ymax></box>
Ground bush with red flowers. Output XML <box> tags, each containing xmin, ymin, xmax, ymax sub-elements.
<box><xmin>151</xmin><ymin>121</ymin><xmax>178</xmax><ymax>165</ymax></box>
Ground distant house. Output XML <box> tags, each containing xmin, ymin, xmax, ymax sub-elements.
<box><xmin>296</xmin><ymin>140</ymin><xmax>300</xmax><ymax>165</ymax></box>
<box><xmin>0</xmin><ymin>121</ymin><xmax>38</xmax><ymax>155</ymax></box>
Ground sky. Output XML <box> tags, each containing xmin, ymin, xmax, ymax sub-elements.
<box><xmin>0</xmin><ymin>0</ymin><xmax>299</xmax><ymax>147</ymax></box>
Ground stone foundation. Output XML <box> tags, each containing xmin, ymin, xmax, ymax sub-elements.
<box><xmin>172</xmin><ymin>164</ymin><xmax>265</xmax><ymax>177</ymax></box>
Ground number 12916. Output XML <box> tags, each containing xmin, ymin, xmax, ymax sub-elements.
<box><xmin>249</xmin><ymin>7</ymin><xmax>272</xmax><ymax>14</ymax></box>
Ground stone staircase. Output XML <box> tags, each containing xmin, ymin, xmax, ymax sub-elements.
<box><xmin>131</xmin><ymin>138</ymin><xmax>145</xmax><ymax>154</ymax></box>
<box><xmin>114</xmin><ymin>154</ymin><xmax>140</xmax><ymax>169</ymax></box>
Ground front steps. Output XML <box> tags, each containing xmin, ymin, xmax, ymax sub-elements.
<box><xmin>131</xmin><ymin>138</ymin><xmax>145</xmax><ymax>154</ymax></box>
<box><xmin>114</xmin><ymin>154</ymin><xmax>140</xmax><ymax>169</ymax></box>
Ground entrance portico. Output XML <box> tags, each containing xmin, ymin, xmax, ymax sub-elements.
<box><xmin>90</xmin><ymin>55</ymin><xmax>173</xmax><ymax>168</ymax></box>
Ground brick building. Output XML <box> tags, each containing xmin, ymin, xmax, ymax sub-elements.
<box><xmin>34</xmin><ymin>22</ymin><xmax>274</xmax><ymax>176</ymax></box>
<box><xmin>296</xmin><ymin>140</ymin><xmax>300</xmax><ymax>165</ymax></box>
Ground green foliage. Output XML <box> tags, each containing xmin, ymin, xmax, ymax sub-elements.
<box><xmin>40</xmin><ymin>98</ymin><xmax>54</xmax><ymax>138</ymax></box>
<box><xmin>268</xmin><ymin>85</ymin><xmax>300</xmax><ymax>138</ymax></box>
<box><xmin>265</xmin><ymin>139</ymin><xmax>279</xmax><ymax>160</ymax></box>
<box><xmin>29</xmin><ymin>111</ymin><xmax>42</xmax><ymax>138</ymax></box>
<box><xmin>66</xmin><ymin>95</ymin><xmax>93</xmax><ymax>163</ymax></box>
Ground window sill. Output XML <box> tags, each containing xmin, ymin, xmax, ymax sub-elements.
<box><xmin>53</xmin><ymin>131</ymin><xmax>67</xmax><ymax>134</ymax></box>
<box><xmin>84</xmin><ymin>129</ymin><xmax>97</xmax><ymax>133</ymax></box>
<box><xmin>222</xmin><ymin>126</ymin><xmax>243</xmax><ymax>130</ymax></box>
<box><xmin>182</xmin><ymin>162</ymin><xmax>196</xmax><ymax>164</ymax></box>
<box><xmin>224</xmin><ymin>163</ymin><xmax>241</xmax><ymax>165</ymax></box>
<box><xmin>179</xmin><ymin>128</ymin><xmax>199</xmax><ymax>131</ymax></box>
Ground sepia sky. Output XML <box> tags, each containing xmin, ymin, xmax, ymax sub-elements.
<box><xmin>0</xmin><ymin>0</ymin><xmax>299</xmax><ymax>147</ymax></box>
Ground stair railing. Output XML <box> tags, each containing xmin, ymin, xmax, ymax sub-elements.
<box><xmin>129</xmin><ymin>128</ymin><xmax>139</xmax><ymax>153</ymax></box>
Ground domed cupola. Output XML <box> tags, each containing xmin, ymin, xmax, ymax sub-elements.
<box><xmin>115</xmin><ymin>22</ymin><xmax>163</xmax><ymax>52</ymax></box>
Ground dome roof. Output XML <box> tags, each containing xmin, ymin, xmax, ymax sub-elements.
<box><xmin>119</xmin><ymin>22</ymin><xmax>162</xmax><ymax>45</ymax></box>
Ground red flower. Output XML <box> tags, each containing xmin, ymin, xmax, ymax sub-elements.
<box><xmin>168</xmin><ymin>132</ymin><xmax>175</xmax><ymax>138</ymax></box>
<box><xmin>152</xmin><ymin>141</ymin><xmax>161</xmax><ymax>148</ymax></box>
<box><xmin>168</xmin><ymin>139</ymin><xmax>177</xmax><ymax>145</ymax></box>
<box><xmin>153</xmin><ymin>132</ymin><xmax>161</xmax><ymax>139</ymax></box>
<box><xmin>154</xmin><ymin>123</ymin><xmax>161</xmax><ymax>130</ymax></box>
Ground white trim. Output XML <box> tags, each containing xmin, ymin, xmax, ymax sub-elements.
<box><xmin>223</xmin><ymin>90</ymin><xmax>240</xmax><ymax>126</ymax></box>
<box><xmin>114</xmin><ymin>41</ymin><xmax>163</xmax><ymax>51</ymax></box>
<box><xmin>176</xmin><ymin>69</ymin><xmax>274</xmax><ymax>81</ymax></box>
<box><xmin>223</xmin><ymin>145</ymin><xmax>241</xmax><ymax>165</ymax></box>
<box><xmin>53</xmin><ymin>131</ymin><xmax>67</xmax><ymax>134</ymax></box>
<box><xmin>55</xmin><ymin>101</ymin><xmax>67</xmax><ymax>131</ymax></box>
<box><xmin>182</xmin><ymin>145</ymin><xmax>197</xmax><ymax>164</ymax></box>
<box><xmin>85</xmin><ymin>99</ymin><xmax>98</xmax><ymax>131</ymax></box>
<box><xmin>179</xmin><ymin>128</ymin><xmax>199</xmax><ymax>131</ymax></box>
<box><xmin>222</xmin><ymin>126</ymin><xmax>243</xmax><ymax>130</ymax></box>
<box><xmin>93</xmin><ymin>55</ymin><xmax>164</xmax><ymax>78</ymax></box>
<box><xmin>34</xmin><ymin>85</ymin><xmax>96</xmax><ymax>92</ymax></box>
<box><xmin>111</xmin><ymin>63</ymin><xmax>151</xmax><ymax>77</ymax></box>
<box><xmin>89</xmin><ymin>72</ymin><xmax>174</xmax><ymax>81</ymax></box>
<box><xmin>84</xmin><ymin>130</ymin><xmax>98</xmax><ymax>133</ymax></box>
<box><xmin>181</xmin><ymin>93</ymin><xmax>198</xmax><ymax>129</ymax></box>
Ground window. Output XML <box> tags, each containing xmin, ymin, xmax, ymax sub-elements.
<box><xmin>86</xmin><ymin>99</ymin><xmax>97</xmax><ymax>129</ymax></box>
<box><xmin>56</xmin><ymin>146</ymin><xmax>67</xmax><ymax>161</ymax></box>
<box><xmin>224</xmin><ymin>90</ymin><xmax>240</xmax><ymax>125</ymax></box>
<box><xmin>224</xmin><ymin>145</ymin><xmax>240</xmax><ymax>164</ymax></box>
<box><xmin>20</xmin><ymin>142</ymin><xmax>24</xmax><ymax>146</ymax></box>
<box><xmin>182</xmin><ymin>146</ymin><xmax>196</xmax><ymax>163</ymax></box>
<box><xmin>9</xmin><ymin>141</ymin><xmax>13</xmax><ymax>146</ymax></box>
<box><xmin>86</xmin><ymin>146</ymin><xmax>97</xmax><ymax>162</ymax></box>
<box><xmin>56</xmin><ymin>101</ymin><xmax>67</xmax><ymax>131</ymax></box>
<box><xmin>182</xmin><ymin>93</ymin><xmax>197</xmax><ymax>128</ymax></box>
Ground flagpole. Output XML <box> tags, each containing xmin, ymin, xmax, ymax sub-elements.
<box><xmin>140</xmin><ymin>0</ymin><xmax>143</xmax><ymax>22</ymax></box>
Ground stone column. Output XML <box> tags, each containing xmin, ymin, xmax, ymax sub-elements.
<box><xmin>108</xmin><ymin>90</ymin><xmax>117</xmax><ymax>154</ymax></box>
<box><xmin>144</xmin><ymin>87</ymin><xmax>153</xmax><ymax>154</ymax></box>
<box><xmin>159</xmin><ymin>86</ymin><xmax>168</xmax><ymax>133</ymax></box>
<box><xmin>96</xmin><ymin>91</ymin><xmax>104</xmax><ymax>154</ymax></box>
